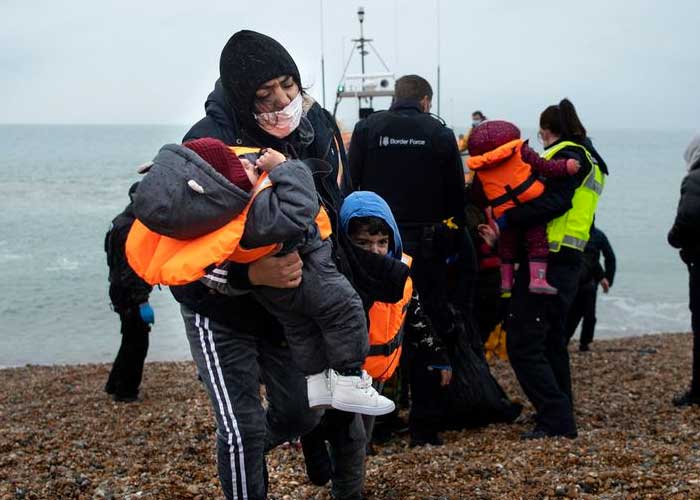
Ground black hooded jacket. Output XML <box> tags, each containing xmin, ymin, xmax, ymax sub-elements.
<box><xmin>171</xmin><ymin>80</ymin><xmax>389</xmax><ymax>330</ymax></box>
<box><xmin>668</xmin><ymin>158</ymin><xmax>700</xmax><ymax>263</ymax></box>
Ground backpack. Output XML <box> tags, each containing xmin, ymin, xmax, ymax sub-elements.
<box><xmin>104</xmin><ymin>186</ymin><xmax>151</xmax><ymax>311</ymax></box>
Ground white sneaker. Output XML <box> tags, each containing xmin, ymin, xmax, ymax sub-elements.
<box><xmin>307</xmin><ymin>370</ymin><xmax>332</xmax><ymax>408</ymax></box>
<box><xmin>330</xmin><ymin>370</ymin><xmax>395</xmax><ymax>416</ymax></box>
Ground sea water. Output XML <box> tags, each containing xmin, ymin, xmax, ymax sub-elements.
<box><xmin>0</xmin><ymin>125</ymin><xmax>693</xmax><ymax>367</ymax></box>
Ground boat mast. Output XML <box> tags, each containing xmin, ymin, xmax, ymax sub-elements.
<box><xmin>332</xmin><ymin>6</ymin><xmax>394</xmax><ymax>119</ymax></box>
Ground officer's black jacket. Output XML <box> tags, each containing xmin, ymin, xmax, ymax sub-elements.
<box><xmin>348</xmin><ymin>100</ymin><xmax>465</xmax><ymax>228</ymax></box>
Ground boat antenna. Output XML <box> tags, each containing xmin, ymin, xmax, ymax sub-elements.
<box><xmin>332</xmin><ymin>6</ymin><xmax>394</xmax><ymax>119</ymax></box>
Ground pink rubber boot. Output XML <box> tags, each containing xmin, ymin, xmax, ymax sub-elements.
<box><xmin>500</xmin><ymin>263</ymin><xmax>514</xmax><ymax>293</ymax></box>
<box><xmin>528</xmin><ymin>261</ymin><xmax>558</xmax><ymax>295</ymax></box>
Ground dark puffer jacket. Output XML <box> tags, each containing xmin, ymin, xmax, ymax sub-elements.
<box><xmin>668</xmin><ymin>158</ymin><xmax>700</xmax><ymax>263</ymax></box>
<box><xmin>167</xmin><ymin>80</ymin><xmax>356</xmax><ymax>330</ymax></box>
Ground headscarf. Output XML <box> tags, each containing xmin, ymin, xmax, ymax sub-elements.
<box><xmin>219</xmin><ymin>30</ymin><xmax>302</xmax><ymax>134</ymax></box>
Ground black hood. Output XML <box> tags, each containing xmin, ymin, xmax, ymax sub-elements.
<box><xmin>202</xmin><ymin>80</ymin><xmax>240</xmax><ymax>145</ymax></box>
<box><xmin>581</xmin><ymin>136</ymin><xmax>609</xmax><ymax>175</ymax></box>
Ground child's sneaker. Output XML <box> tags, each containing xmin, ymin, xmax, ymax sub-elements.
<box><xmin>307</xmin><ymin>370</ymin><xmax>332</xmax><ymax>408</ymax></box>
<box><xmin>330</xmin><ymin>370</ymin><xmax>395</xmax><ymax>416</ymax></box>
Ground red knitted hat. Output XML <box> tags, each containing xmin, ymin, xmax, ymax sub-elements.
<box><xmin>183</xmin><ymin>138</ymin><xmax>253</xmax><ymax>192</ymax></box>
<box><xmin>467</xmin><ymin>120</ymin><xmax>521</xmax><ymax>157</ymax></box>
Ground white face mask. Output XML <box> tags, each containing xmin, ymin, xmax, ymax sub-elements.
<box><xmin>254</xmin><ymin>93</ymin><xmax>303</xmax><ymax>139</ymax></box>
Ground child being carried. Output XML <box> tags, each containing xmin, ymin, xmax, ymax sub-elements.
<box><xmin>467</xmin><ymin>120</ymin><xmax>580</xmax><ymax>294</ymax></box>
<box><xmin>182</xmin><ymin>138</ymin><xmax>396</xmax><ymax>416</ymax></box>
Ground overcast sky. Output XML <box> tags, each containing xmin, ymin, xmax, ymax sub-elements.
<box><xmin>1</xmin><ymin>0</ymin><xmax>698</xmax><ymax>131</ymax></box>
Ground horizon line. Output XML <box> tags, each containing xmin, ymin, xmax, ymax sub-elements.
<box><xmin>0</xmin><ymin>123</ymin><xmax>694</xmax><ymax>134</ymax></box>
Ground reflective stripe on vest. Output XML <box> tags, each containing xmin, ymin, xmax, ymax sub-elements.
<box><xmin>542</xmin><ymin>141</ymin><xmax>605</xmax><ymax>252</ymax></box>
<box><xmin>363</xmin><ymin>253</ymin><xmax>413</xmax><ymax>382</ymax></box>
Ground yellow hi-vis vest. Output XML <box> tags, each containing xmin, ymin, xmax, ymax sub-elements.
<box><xmin>542</xmin><ymin>141</ymin><xmax>605</xmax><ymax>252</ymax></box>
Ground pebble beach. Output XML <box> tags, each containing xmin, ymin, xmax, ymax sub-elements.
<box><xmin>3</xmin><ymin>332</ymin><xmax>700</xmax><ymax>499</ymax></box>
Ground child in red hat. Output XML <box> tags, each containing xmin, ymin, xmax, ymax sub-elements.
<box><xmin>467</xmin><ymin>120</ymin><xmax>580</xmax><ymax>294</ymax></box>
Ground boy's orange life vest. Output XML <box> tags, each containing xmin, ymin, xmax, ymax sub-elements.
<box><xmin>363</xmin><ymin>254</ymin><xmax>413</xmax><ymax>382</ymax></box>
<box><xmin>467</xmin><ymin>139</ymin><xmax>545</xmax><ymax>218</ymax></box>
<box><xmin>125</xmin><ymin>171</ymin><xmax>333</xmax><ymax>286</ymax></box>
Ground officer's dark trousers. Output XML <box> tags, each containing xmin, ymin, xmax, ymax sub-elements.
<box><xmin>689</xmin><ymin>262</ymin><xmax>700</xmax><ymax>395</ymax></box>
<box><xmin>565</xmin><ymin>280</ymin><xmax>598</xmax><ymax>347</ymax></box>
<box><xmin>506</xmin><ymin>251</ymin><xmax>582</xmax><ymax>435</ymax></box>
<box><xmin>406</xmin><ymin>347</ymin><xmax>449</xmax><ymax>440</ymax></box>
<box><xmin>106</xmin><ymin>307</ymin><xmax>150</xmax><ymax>398</ymax></box>
<box><xmin>475</xmin><ymin>268</ymin><xmax>505</xmax><ymax>343</ymax></box>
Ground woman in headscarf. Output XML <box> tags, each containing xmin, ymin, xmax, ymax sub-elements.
<box><xmin>137</xmin><ymin>31</ymin><xmax>361</xmax><ymax>500</ymax></box>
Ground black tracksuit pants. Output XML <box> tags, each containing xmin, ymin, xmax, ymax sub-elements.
<box><xmin>566</xmin><ymin>280</ymin><xmax>598</xmax><ymax>347</ymax></box>
<box><xmin>506</xmin><ymin>250</ymin><xmax>582</xmax><ymax>435</ymax></box>
<box><xmin>105</xmin><ymin>307</ymin><xmax>150</xmax><ymax>398</ymax></box>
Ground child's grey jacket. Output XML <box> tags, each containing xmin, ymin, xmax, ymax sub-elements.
<box><xmin>132</xmin><ymin>143</ymin><xmax>367</xmax><ymax>373</ymax></box>
<box><xmin>133</xmin><ymin>143</ymin><xmax>320</xmax><ymax>247</ymax></box>
<box><xmin>132</xmin><ymin>144</ymin><xmax>323</xmax><ymax>294</ymax></box>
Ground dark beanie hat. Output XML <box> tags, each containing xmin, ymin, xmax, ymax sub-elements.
<box><xmin>219</xmin><ymin>30</ymin><xmax>302</xmax><ymax>128</ymax></box>
<box><xmin>183</xmin><ymin>138</ymin><xmax>253</xmax><ymax>192</ymax></box>
<box><xmin>467</xmin><ymin>120</ymin><xmax>521</xmax><ymax>156</ymax></box>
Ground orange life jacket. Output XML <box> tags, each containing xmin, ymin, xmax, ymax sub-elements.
<box><xmin>363</xmin><ymin>254</ymin><xmax>413</xmax><ymax>382</ymax></box>
<box><xmin>467</xmin><ymin>139</ymin><xmax>544</xmax><ymax>218</ymax></box>
<box><xmin>125</xmin><ymin>171</ymin><xmax>333</xmax><ymax>286</ymax></box>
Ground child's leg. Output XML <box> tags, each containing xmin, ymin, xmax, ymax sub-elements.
<box><xmin>301</xmin><ymin>244</ymin><xmax>394</xmax><ymax>415</ymax></box>
<box><xmin>259</xmin><ymin>241</ymin><xmax>392</xmax><ymax>415</ymax></box>
<box><xmin>252</xmin><ymin>287</ymin><xmax>329</xmax><ymax>376</ymax></box>
<box><xmin>524</xmin><ymin>225</ymin><xmax>558</xmax><ymax>295</ymax></box>
<box><xmin>497</xmin><ymin>227</ymin><xmax>518</xmax><ymax>292</ymax></box>
<box><xmin>299</xmin><ymin>242</ymin><xmax>369</xmax><ymax>372</ymax></box>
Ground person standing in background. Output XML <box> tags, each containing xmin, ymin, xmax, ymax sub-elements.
<box><xmin>668</xmin><ymin>133</ymin><xmax>700</xmax><ymax>407</ymax></box>
<box><xmin>349</xmin><ymin>74</ymin><xmax>466</xmax><ymax>337</ymax></box>
<box><xmin>501</xmin><ymin>98</ymin><xmax>607</xmax><ymax>439</ymax></box>
<box><xmin>154</xmin><ymin>30</ymin><xmax>364</xmax><ymax>500</ymax></box>
<box><xmin>566</xmin><ymin>225</ymin><xmax>616</xmax><ymax>351</ymax></box>
<box><xmin>458</xmin><ymin>110</ymin><xmax>488</xmax><ymax>153</ymax></box>
<box><xmin>104</xmin><ymin>182</ymin><xmax>154</xmax><ymax>403</ymax></box>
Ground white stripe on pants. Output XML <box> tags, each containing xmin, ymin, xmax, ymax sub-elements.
<box><xmin>196</xmin><ymin>313</ymin><xmax>249</xmax><ymax>500</ymax></box>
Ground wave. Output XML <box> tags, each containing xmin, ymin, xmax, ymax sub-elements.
<box><xmin>593</xmin><ymin>294</ymin><xmax>689</xmax><ymax>337</ymax></box>
<box><xmin>45</xmin><ymin>257</ymin><xmax>80</xmax><ymax>272</ymax></box>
